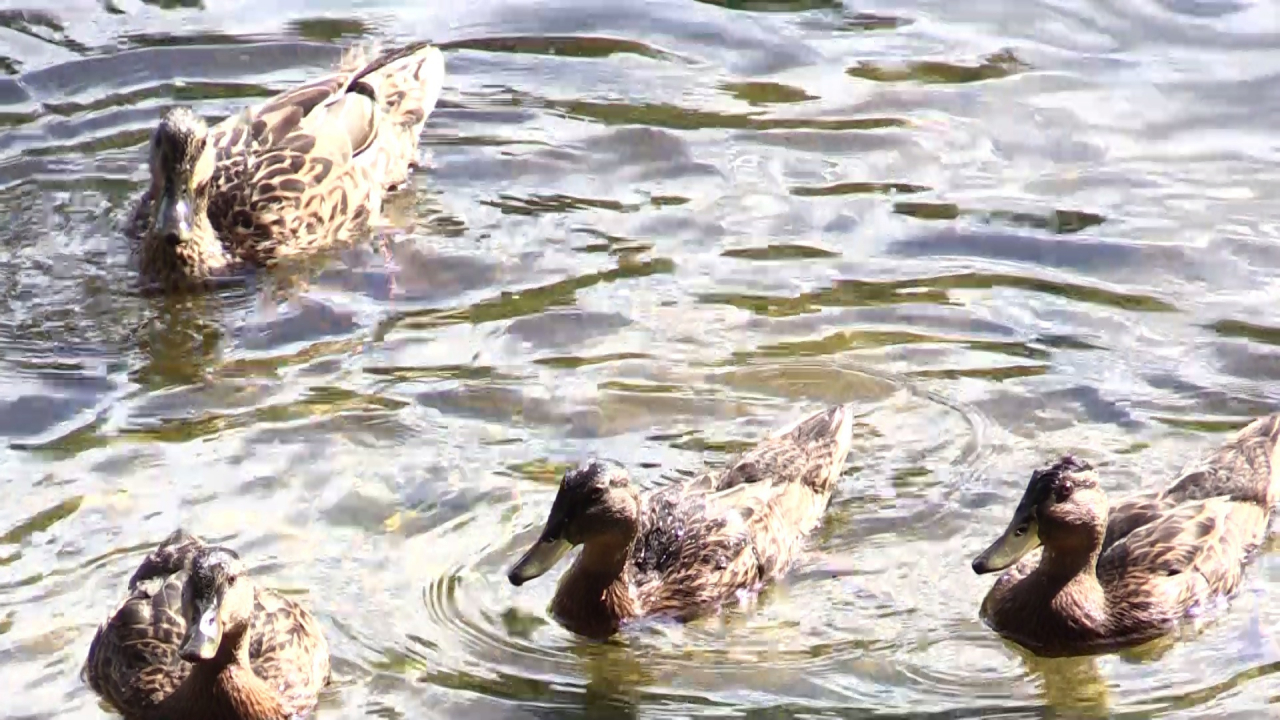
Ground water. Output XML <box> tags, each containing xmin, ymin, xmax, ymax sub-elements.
<box><xmin>5</xmin><ymin>0</ymin><xmax>1280</xmax><ymax>717</ymax></box>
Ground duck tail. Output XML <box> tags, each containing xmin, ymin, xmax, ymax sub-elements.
<box><xmin>717</xmin><ymin>403</ymin><xmax>856</xmax><ymax>501</ymax></box>
<box><xmin>1166</xmin><ymin>413</ymin><xmax>1280</xmax><ymax>510</ymax></box>
<box><xmin>344</xmin><ymin>41</ymin><xmax>445</xmax><ymax>189</ymax></box>
<box><xmin>772</xmin><ymin>403</ymin><xmax>856</xmax><ymax>497</ymax></box>
<box><xmin>1235</xmin><ymin>413</ymin><xmax>1280</xmax><ymax>509</ymax></box>
<box><xmin>359</xmin><ymin>42</ymin><xmax>445</xmax><ymax>133</ymax></box>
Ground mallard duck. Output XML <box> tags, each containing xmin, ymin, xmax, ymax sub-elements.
<box><xmin>127</xmin><ymin>41</ymin><xmax>446</xmax><ymax>290</ymax></box>
<box><xmin>82</xmin><ymin>530</ymin><xmax>330</xmax><ymax>720</ymax></box>
<box><xmin>507</xmin><ymin>404</ymin><xmax>856</xmax><ymax>639</ymax></box>
<box><xmin>971</xmin><ymin>413</ymin><xmax>1280</xmax><ymax>657</ymax></box>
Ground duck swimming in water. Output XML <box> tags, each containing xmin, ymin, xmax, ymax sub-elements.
<box><xmin>972</xmin><ymin>413</ymin><xmax>1280</xmax><ymax>657</ymax></box>
<box><xmin>127</xmin><ymin>42</ymin><xmax>445</xmax><ymax>290</ymax></box>
<box><xmin>83</xmin><ymin>530</ymin><xmax>330</xmax><ymax>720</ymax></box>
<box><xmin>507</xmin><ymin>404</ymin><xmax>856</xmax><ymax>639</ymax></box>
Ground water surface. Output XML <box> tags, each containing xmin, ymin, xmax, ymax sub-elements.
<box><xmin>5</xmin><ymin>0</ymin><xmax>1280</xmax><ymax>717</ymax></box>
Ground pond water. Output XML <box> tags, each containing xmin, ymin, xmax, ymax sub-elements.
<box><xmin>5</xmin><ymin>0</ymin><xmax>1280</xmax><ymax>717</ymax></box>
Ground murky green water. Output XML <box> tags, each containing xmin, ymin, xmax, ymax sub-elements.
<box><xmin>6</xmin><ymin>0</ymin><xmax>1280</xmax><ymax>717</ymax></box>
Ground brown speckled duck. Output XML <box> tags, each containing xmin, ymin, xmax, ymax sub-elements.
<box><xmin>127</xmin><ymin>42</ymin><xmax>445</xmax><ymax>290</ymax></box>
<box><xmin>83</xmin><ymin>530</ymin><xmax>330</xmax><ymax>720</ymax></box>
<box><xmin>972</xmin><ymin>413</ymin><xmax>1280</xmax><ymax>657</ymax></box>
<box><xmin>507</xmin><ymin>404</ymin><xmax>856</xmax><ymax>639</ymax></box>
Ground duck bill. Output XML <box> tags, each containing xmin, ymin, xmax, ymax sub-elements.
<box><xmin>508</xmin><ymin>535</ymin><xmax>572</xmax><ymax>586</ymax></box>
<box><xmin>156</xmin><ymin>187</ymin><xmax>195</xmax><ymax>245</ymax></box>
<box><xmin>972</xmin><ymin>515</ymin><xmax>1040</xmax><ymax>574</ymax></box>
<box><xmin>178</xmin><ymin>595</ymin><xmax>223</xmax><ymax>662</ymax></box>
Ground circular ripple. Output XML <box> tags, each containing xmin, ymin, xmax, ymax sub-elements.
<box><xmin>406</xmin><ymin>363</ymin><xmax>998</xmax><ymax>711</ymax></box>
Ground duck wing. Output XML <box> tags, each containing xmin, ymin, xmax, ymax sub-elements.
<box><xmin>632</xmin><ymin>405</ymin><xmax>855</xmax><ymax>614</ymax></box>
<box><xmin>1102</xmin><ymin>493</ymin><xmax>1171</xmax><ymax>554</ymax></box>
<box><xmin>204</xmin><ymin>42</ymin><xmax>444</xmax><ymax>262</ymax></box>
<box><xmin>631</xmin><ymin>490</ymin><xmax>761</xmax><ymax>619</ymax></box>
<box><xmin>82</xmin><ymin>543</ymin><xmax>194</xmax><ymax>715</ymax></box>
<box><xmin>1098</xmin><ymin>498</ymin><xmax>1267</xmax><ymax>622</ymax></box>
<box><xmin>712</xmin><ymin>404</ymin><xmax>854</xmax><ymax>569</ymax></box>
<box><xmin>247</xmin><ymin>588</ymin><xmax>331</xmax><ymax>717</ymax></box>
<box><xmin>1100</xmin><ymin>413</ymin><xmax>1280</xmax><ymax>554</ymax></box>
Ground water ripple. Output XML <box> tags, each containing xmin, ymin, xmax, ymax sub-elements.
<box><xmin>5</xmin><ymin>1</ymin><xmax>1280</xmax><ymax>718</ymax></box>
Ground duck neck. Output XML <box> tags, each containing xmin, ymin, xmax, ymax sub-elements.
<box><xmin>551</xmin><ymin>514</ymin><xmax>640</xmax><ymax>639</ymax></box>
<box><xmin>159</xmin><ymin>624</ymin><xmax>287</xmax><ymax>720</ymax></box>
<box><xmin>1033</xmin><ymin>519</ymin><xmax>1109</xmax><ymax>635</ymax></box>
<box><xmin>1039</xmin><ymin>544</ymin><xmax>1105</xmax><ymax>596</ymax></box>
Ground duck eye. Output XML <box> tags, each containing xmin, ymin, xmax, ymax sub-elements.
<box><xmin>1054</xmin><ymin>481</ymin><xmax>1074</xmax><ymax>503</ymax></box>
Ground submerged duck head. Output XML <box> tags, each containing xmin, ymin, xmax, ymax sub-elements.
<box><xmin>507</xmin><ymin>460</ymin><xmax>640</xmax><ymax>586</ymax></box>
<box><xmin>972</xmin><ymin>455</ymin><xmax>1106</xmax><ymax>574</ymax></box>
<box><xmin>178</xmin><ymin>545</ymin><xmax>255</xmax><ymax>663</ymax></box>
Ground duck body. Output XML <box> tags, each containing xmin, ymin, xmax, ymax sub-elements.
<box><xmin>127</xmin><ymin>42</ymin><xmax>446</xmax><ymax>290</ymax></box>
<box><xmin>973</xmin><ymin>413</ymin><xmax>1280</xmax><ymax>657</ymax></box>
<box><xmin>83</xmin><ymin>530</ymin><xmax>330</xmax><ymax>720</ymax></box>
<box><xmin>508</xmin><ymin>404</ymin><xmax>856</xmax><ymax>639</ymax></box>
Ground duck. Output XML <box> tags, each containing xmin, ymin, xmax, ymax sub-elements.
<box><xmin>507</xmin><ymin>403</ymin><xmax>856</xmax><ymax>639</ymax></box>
<box><xmin>82</xmin><ymin>530</ymin><xmax>330</xmax><ymax>720</ymax></box>
<box><xmin>971</xmin><ymin>412</ymin><xmax>1280</xmax><ymax>657</ymax></box>
<box><xmin>126</xmin><ymin>41</ymin><xmax>446</xmax><ymax>290</ymax></box>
